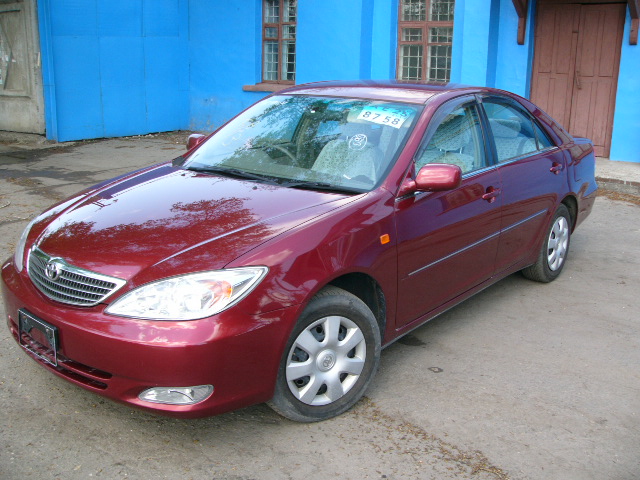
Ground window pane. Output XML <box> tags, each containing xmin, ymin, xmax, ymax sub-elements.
<box><xmin>402</xmin><ymin>28</ymin><xmax>423</xmax><ymax>41</ymax></box>
<box><xmin>427</xmin><ymin>44</ymin><xmax>451</xmax><ymax>82</ymax></box>
<box><xmin>283</xmin><ymin>0</ymin><xmax>296</xmax><ymax>22</ymax></box>
<box><xmin>429</xmin><ymin>0</ymin><xmax>455</xmax><ymax>22</ymax></box>
<box><xmin>282</xmin><ymin>40</ymin><xmax>296</xmax><ymax>81</ymax></box>
<box><xmin>401</xmin><ymin>0</ymin><xmax>426</xmax><ymax>21</ymax></box>
<box><xmin>283</xmin><ymin>25</ymin><xmax>295</xmax><ymax>39</ymax></box>
<box><xmin>400</xmin><ymin>45</ymin><xmax>424</xmax><ymax>81</ymax></box>
<box><xmin>429</xmin><ymin>26</ymin><xmax>453</xmax><ymax>44</ymax></box>
<box><xmin>263</xmin><ymin>41</ymin><xmax>279</xmax><ymax>81</ymax></box>
<box><xmin>417</xmin><ymin>105</ymin><xmax>485</xmax><ymax>173</ymax></box>
<box><xmin>533</xmin><ymin>121</ymin><xmax>554</xmax><ymax>149</ymax></box>
<box><xmin>483</xmin><ymin>101</ymin><xmax>539</xmax><ymax>162</ymax></box>
<box><xmin>265</xmin><ymin>27</ymin><xmax>278</xmax><ymax>39</ymax></box>
<box><xmin>265</xmin><ymin>0</ymin><xmax>279</xmax><ymax>23</ymax></box>
<box><xmin>263</xmin><ymin>0</ymin><xmax>296</xmax><ymax>83</ymax></box>
<box><xmin>397</xmin><ymin>0</ymin><xmax>455</xmax><ymax>83</ymax></box>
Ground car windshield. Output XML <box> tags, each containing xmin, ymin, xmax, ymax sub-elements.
<box><xmin>184</xmin><ymin>95</ymin><xmax>422</xmax><ymax>193</ymax></box>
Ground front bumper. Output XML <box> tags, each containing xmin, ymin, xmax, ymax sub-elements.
<box><xmin>1</xmin><ymin>259</ymin><xmax>301</xmax><ymax>418</ymax></box>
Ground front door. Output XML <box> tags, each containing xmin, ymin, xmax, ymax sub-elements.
<box><xmin>0</xmin><ymin>0</ymin><xmax>44</xmax><ymax>134</ymax></box>
<box><xmin>530</xmin><ymin>2</ymin><xmax>625</xmax><ymax>157</ymax></box>
<box><xmin>395</xmin><ymin>97</ymin><xmax>502</xmax><ymax>327</ymax></box>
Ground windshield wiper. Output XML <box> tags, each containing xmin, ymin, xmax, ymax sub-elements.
<box><xmin>188</xmin><ymin>166</ymin><xmax>280</xmax><ymax>185</ymax></box>
<box><xmin>280</xmin><ymin>180</ymin><xmax>364</xmax><ymax>194</ymax></box>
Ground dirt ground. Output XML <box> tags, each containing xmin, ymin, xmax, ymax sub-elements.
<box><xmin>1</xmin><ymin>137</ymin><xmax>638</xmax><ymax>479</ymax></box>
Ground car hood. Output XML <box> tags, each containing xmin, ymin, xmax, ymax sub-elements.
<box><xmin>34</xmin><ymin>164</ymin><xmax>353</xmax><ymax>281</ymax></box>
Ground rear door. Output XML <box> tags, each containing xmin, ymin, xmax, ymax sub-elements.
<box><xmin>480</xmin><ymin>96</ymin><xmax>566</xmax><ymax>275</ymax></box>
<box><xmin>394</xmin><ymin>96</ymin><xmax>502</xmax><ymax>326</ymax></box>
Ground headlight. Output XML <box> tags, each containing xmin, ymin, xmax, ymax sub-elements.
<box><xmin>105</xmin><ymin>267</ymin><xmax>268</xmax><ymax>320</ymax></box>
<box><xmin>14</xmin><ymin>217</ymin><xmax>39</xmax><ymax>273</ymax></box>
<box><xmin>14</xmin><ymin>197</ymin><xmax>83</xmax><ymax>273</ymax></box>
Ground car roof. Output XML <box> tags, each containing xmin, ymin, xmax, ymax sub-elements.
<box><xmin>279</xmin><ymin>80</ymin><xmax>490</xmax><ymax>105</ymax></box>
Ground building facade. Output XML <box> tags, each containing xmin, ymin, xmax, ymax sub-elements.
<box><xmin>0</xmin><ymin>0</ymin><xmax>638</xmax><ymax>162</ymax></box>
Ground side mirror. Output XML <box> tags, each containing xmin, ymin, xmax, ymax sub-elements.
<box><xmin>186</xmin><ymin>133</ymin><xmax>206</xmax><ymax>150</ymax></box>
<box><xmin>415</xmin><ymin>164</ymin><xmax>462</xmax><ymax>191</ymax></box>
<box><xmin>399</xmin><ymin>164</ymin><xmax>462</xmax><ymax>196</ymax></box>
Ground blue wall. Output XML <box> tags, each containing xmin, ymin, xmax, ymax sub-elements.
<box><xmin>452</xmin><ymin>0</ymin><xmax>534</xmax><ymax>97</ymax></box>
<box><xmin>189</xmin><ymin>0</ymin><xmax>400</xmax><ymax>132</ymax></box>
<box><xmin>491</xmin><ymin>0</ymin><xmax>535</xmax><ymax>97</ymax></box>
<box><xmin>370</xmin><ymin>0</ymin><xmax>398</xmax><ymax>79</ymax></box>
<box><xmin>296</xmin><ymin>0</ymin><xmax>397</xmax><ymax>82</ymax></box>
<box><xmin>297</xmin><ymin>0</ymin><xmax>370</xmax><ymax>82</ymax></box>
<box><xmin>188</xmin><ymin>0</ymin><xmax>265</xmax><ymax>131</ymax></box>
<box><xmin>37</xmin><ymin>0</ymin><xmax>639</xmax><ymax>162</ymax></box>
<box><xmin>610</xmin><ymin>11</ymin><xmax>640</xmax><ymax>163</ymax></box>
<box><xmin>451</xmin><ymin>0</ymin><xmax>493</xmax><ymax>86</ymax></box>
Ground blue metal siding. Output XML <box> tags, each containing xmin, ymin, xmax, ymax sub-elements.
<box><xmin>52</xmin><ymin>35</ymin><xmax>104</xmax><ymax>140</ymax></box>
<box><xmin>40</xmin><ymin>0</ymin><xmax>188</xmax><ymax>141</ymax></box>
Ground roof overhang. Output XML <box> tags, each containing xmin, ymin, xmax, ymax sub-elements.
<box><xmin>512</xmin><ymin>0</ymin><xmax>529</xmax><ymax>45</ymax></box>
<box><xmin>629</xmin><ymin>0</ymin><xmax>639</xmax><ymax>45</ymax></box>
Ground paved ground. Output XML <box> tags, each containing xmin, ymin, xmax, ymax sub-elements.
<box><xmin>595</xmin><ymin>157</ymin><xmax>640</xmax><ymax>195</ymax></box>
<box><xmin>0</xmin><ymin>135</ymin><xmax>639</xmax><ymax>480</ymax></box>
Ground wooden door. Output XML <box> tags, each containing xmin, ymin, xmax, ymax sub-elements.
<box><xmin>530</xmin><ymin>2</ymin><xmax>626</xmax><ymax>157</ymax></box>
<box><xmin>0</xmin><ymin>0</ymin><xmax>44</xmax><ymax>134</ymax></box>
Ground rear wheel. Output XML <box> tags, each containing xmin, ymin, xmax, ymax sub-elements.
<box><xmin>522</xmin><ymin>204</ymin><xmax>571</xmax><ymax>283</ymax></box>
<box><xmin>268</xmin><ymin>286</ymin><xmax>381</xmax><ymax>422</ymax></box>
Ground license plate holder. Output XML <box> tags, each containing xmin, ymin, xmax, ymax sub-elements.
<box><xmin>18</xmin><ymin>310</ymin><xmax>58</xmax><ymax>367</ymax></box>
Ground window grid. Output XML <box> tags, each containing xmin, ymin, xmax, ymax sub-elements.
<box><xmin>397</xmin><ymin>0</ymin><xmax>454</xmax><ymax>83</ymax></box>
<box><xmin>263</xmin><ymin>0</ymin><xmax>297</xmax><ymax>84</ymax></box>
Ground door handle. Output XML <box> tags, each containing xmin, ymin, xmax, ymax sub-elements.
<box><xmin>482</xmin><ymin>186</ymin><xmax>500</xmax><ymax>203</ymax></box>
<box><xmin>575</xmin><ymin>71</ymin><xmax>582</xmax><ymax>90</ymax></box>
<box><xmin>550</xmin><ymin>162</ymin><xmax>562</xmax><ymax>175</ymax></box>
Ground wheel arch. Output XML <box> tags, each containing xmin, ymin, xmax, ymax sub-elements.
<box><xmin>561</xmin><ymin>194</ymin><xmax>578</xmax><ymax>231</ymax></box>
<box><xmin>326</xmin><ymin>273</ymin><xmax>387</xmax><ymax>341</ymax></box>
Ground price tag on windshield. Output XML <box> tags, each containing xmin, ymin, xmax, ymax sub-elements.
<box><xmin>357</xmin><ymin>106</ymin><xmax>413</xmax><ymax>129</ymax></box>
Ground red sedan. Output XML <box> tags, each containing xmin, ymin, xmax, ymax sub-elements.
<box><xmin>1</xmin><ymin>81</ymin><xmax>597</xmax><ymax>422</ymax></box>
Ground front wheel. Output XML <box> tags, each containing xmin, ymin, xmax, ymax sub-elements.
<box><xmin>522</xmin><ymin>204</ymin><xmax>571</xmax><ymax>283</ymax></box>
<box><xmin>268</xmin><ymin>286</ymin><xmax>381</xmax><ymax>422</ymax></box>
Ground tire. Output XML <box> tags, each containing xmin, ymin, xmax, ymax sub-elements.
<box><xmin>522</xmin><ymin>204</ymin><xmax>571</xmax><ymax>283</ymax></box>
<box><xmin>268</xmin><ymin>286</ymin><xmax>381</xmax><ymax>422</ymax></box>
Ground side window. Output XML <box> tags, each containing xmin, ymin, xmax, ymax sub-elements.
<box><xmin>416</xmin><ymin>103</ymin><xmax>486</xmax><ymax>174</ymax></box>
<box><xmin>483</xmin><ymin>100</ymin><xmax>539</xmax><ymax>162</ymax></box>
<box><xmin>533</xmin><ymin>121</ymin><xmax>554</xmax><ymax>150</ymax></box>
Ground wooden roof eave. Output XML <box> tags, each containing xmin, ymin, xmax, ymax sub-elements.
<box><xmin>512</xmin><ymin>0</ymin><xmax>529</xmax><ymax>45</ymax></box>
<box><xmin>629</xmin><ymin>0</ymin><xmax>639</xmax><ymax>45</ymax></box>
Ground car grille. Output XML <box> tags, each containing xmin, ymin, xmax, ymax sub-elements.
<box><xmin>28</xmin><ymin>248</ymin><xmax>126</xmax><ymax>307</ymax></box>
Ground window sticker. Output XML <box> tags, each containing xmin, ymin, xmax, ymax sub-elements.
<box><xmin>348</xmin><ymin>134</ymin><xmax>368</xmax><ymax>150</ymax></box>
<box><xmin>357</xmin><ymin>105</ymin><xmax>413</xmax><ymax>129</ymax></box>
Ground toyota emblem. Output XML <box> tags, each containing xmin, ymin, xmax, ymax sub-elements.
<box><xmin>45</xmin><ymin>260</ymin><xmax>63</xmax><ymax>282</ymax></box>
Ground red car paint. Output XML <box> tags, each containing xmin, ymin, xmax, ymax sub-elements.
<box><xmin>1</xmin><ymin>81</ymin><xmax>597</xmax><ymax>418</ymax></box>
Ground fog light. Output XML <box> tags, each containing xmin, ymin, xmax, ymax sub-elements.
<box><xmin>139</xmin><ymin>385</ymin><xmax>214</xmax><ymax>405</ymax></box>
